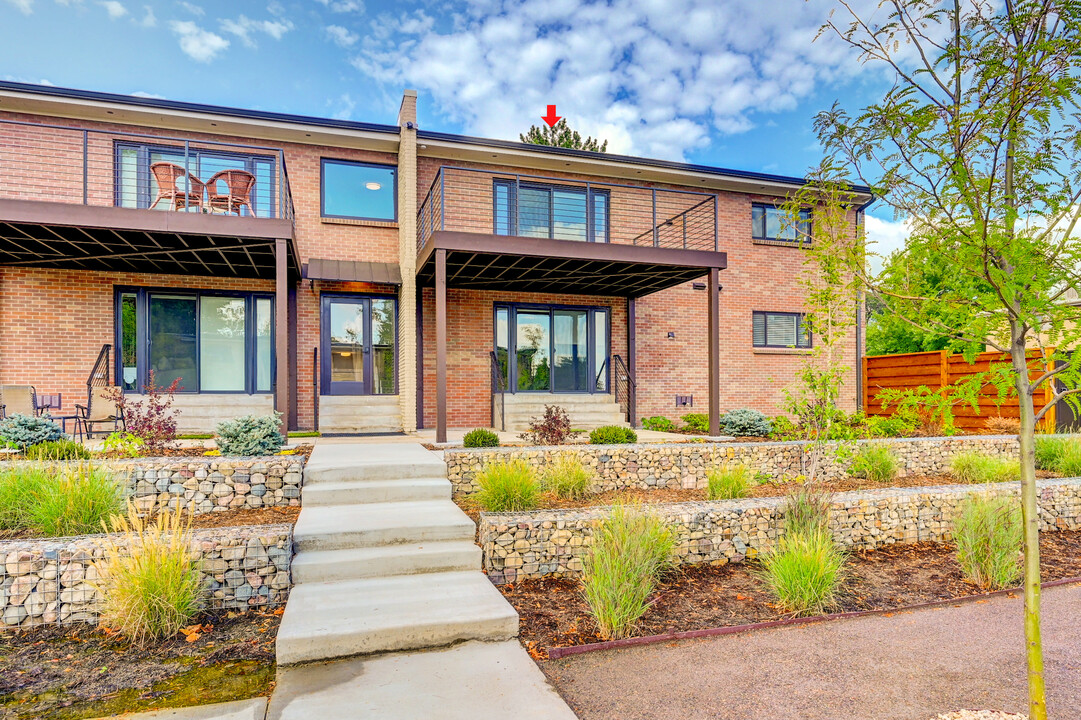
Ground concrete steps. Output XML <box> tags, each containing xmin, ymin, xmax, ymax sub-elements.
<box><xmin>501</xmin><ymin>392</ymin><xmax>628</xmax><ymax>432</ymax></box>
<box><xmin>301</xmin><ymin>477</ymin><xmax>450</xmax><ymax>505</ymax></box>
<box><xmin>318</xmin><ymin>395</ymin><xmax>402</xmax><ymax>434</ymax></box>
<box><xmin>293</xmin><ymin>500</ymin><xmax>475</xmax><ymax>552</ymax></box>
<box><xmin>276</xmin><ymin>571</ymin><xmax>518</xmax><ymax>665</ymax></box>
<box><xmin>290</xmin><ymin>541</ymin><xmax>481</xmax><ymax>584</ymax></box>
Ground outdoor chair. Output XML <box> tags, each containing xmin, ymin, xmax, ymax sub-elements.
<box><xmin>149</xmin><ymin>162</ymin><xmax>206</xmax><ymax>212</ymax></box>
<box><xmin>74</xmin><ymin>386</ymin><xmax>125</xmax><ymax>441</ymax></box>
<box><xmin>0</xmin><ymin>385</ymin><xmax>38</xmax><ymax>419</ymax></box>
<box><xmin>207</xmin><ymin>169</ymin><xmax>257</xmax><ymax>217</ymax></box>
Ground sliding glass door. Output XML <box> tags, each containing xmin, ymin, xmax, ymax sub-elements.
<box><xmin>321</xmin><ymin>295</ymin><xmax>397</xmax><ymax>396</ymax></box>
<box><xmin>495</xmin><ymin>304</ymin><xmax>609</xmax><ymax>394</ymax></box>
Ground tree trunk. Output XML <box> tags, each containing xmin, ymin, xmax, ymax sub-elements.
<box><xmin>1012</xmin><ymin>347</ymin><xmax>1048</xmax><ymax>719</ymax></box>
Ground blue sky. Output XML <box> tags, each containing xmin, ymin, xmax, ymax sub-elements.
<box><xmin>0</xmin><ymin>0</ymin><xmax>909</xmax><ymax>252</ymax></box>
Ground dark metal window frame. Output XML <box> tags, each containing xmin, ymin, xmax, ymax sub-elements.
<box><xmin>114</xmin><ymin>286</ymin><xmax>275</xmax><ymax>395</ymax></box>
<box><xmin>492</xmin><ymin>178</ymin><xmax>611</xmax><ymax>243</ymax></box>
<box><xmin>113</xmin><ymin>140</ymin><xmax>278</xmax><ymax>217</ymax></box>
<box><xmin>494</xmin><ymin>302</ymin><xmax>611</xmax><ymax>394</ymax></box>
<box><xmin>319</xmin><ymin>292</ymin><xmax>399</xmax><ymax>396</ymax></box>
<box><xmin>751</xmin><ymin>203</ymin><xmax>813</xmax><ymax>244</ymax></box>
<box><xmin>752</xmin><ymin>310</ymin><xmax>812</xmax><ymax>349</ymax></box>
<box><xmin>319</xmin><ymin>158</ymin><xmax>398</xmax><ymax>221</ymax></box>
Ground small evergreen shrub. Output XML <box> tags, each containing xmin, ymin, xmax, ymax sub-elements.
<box><xmin>520</xmin><ymin>405</ymin><xmax>575</xmax><ymax>446</ymax></box>
<box><xmin>681</xmin><ymin>413</ymin><xmax>709</xmax><ymax>433</ymax></box>
<box><xmin>215</xmin><ymin>413</ymin><xmax>284</xmax><ymax>456</ymax></box>
<box><xmin>542</xmin><ymin>453</ymin><xmax>593</xmax><ymax>500</ymax></box>
<box><xmin>759</xmin><ymin>529</ymin><xmax>845</xmax><ymax>616</ymax></box>
<box><xmin>848</xmin><ymin>444</ymin><xmax>900</xmax><ymax>483</ymax></box>
<box><xmin>953</xmin><ymin>495</ymin><xmax>1022</xmax><ymax>589</ymax></box>
<box><xmin>720</xmin><ymin>408</ymin><xmax>772</xmax><ymax>437</ymax></box>
<box><xmin>23</xmin><ymin>439</ymin><xmax>91</xmax><ymax>461</ymax></box>
<box><xmin>475</xmin><ymin>459</ymin><xmax>539</xmax><ymax>512</ymax></box>
<box><xmin>0</xmin><ymin>463</ymin><xmax>123</xmax><ymax>537</ymax></box>
<box><xmin>783</xmin><ymin>485</ymin><xmax>832</xmax><ymax>538</ymax></box>
<box><xmin>94</xmin><ymin>506</ymin><xmax>205</xmax><ymax>644</ymax></box>
<box><xmin>463</xmin><ymin>428</ymin><xmax>500</xmax><ymax>448</ymax></box>
<box><xmin>640</xmin><ymin>416</ymin><xmax>675</xmax><ymax>433</ymax></box>
<box><xmin>581</xmin><ymin>503</ymin><xmax>674</xmax><ymax>640</ymax></box>
<box><xmin>706</xmin><ymin>465</ymin><xmax>755</xmax><ymax>500</ymax></box>
<box><xmin>1034</xmin><ymin>436</ymin><xmax>1068</xmax><ymax>471</ymax></box>
<box><xmin>0</xmin><ymin>414</ymin><xmax>64</xmax><ymax>449</ymax></box>
<box><xmin>950</xmin><ymin>452</ymin><xmax>1020</xmax><ymax>483</ymax></box>
<box><xmin>589</xmin><ymin>425</ymin><xmax>637</xmax><ymax>444</ymax></box>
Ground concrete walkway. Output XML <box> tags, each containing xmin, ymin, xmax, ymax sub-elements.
<box><xmin>544</xmin><ymin>582</ymin><xmax>1081</xmax><ymax>720</ymax></box>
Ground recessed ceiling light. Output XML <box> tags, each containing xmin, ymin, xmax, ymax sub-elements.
<box><xmin>210</xmin><ymin>122</ymin><xmax>217</xmax><ymax>126</ymax></box>
<box><xmin>106</xmin><ymin>110</ymin><xmax>114</xmax><ymax>114</ymax></box>
<box><xmin>365</xmin><ymin>182</ymin><xmax>382</xmax><ymax>191</ymax></box>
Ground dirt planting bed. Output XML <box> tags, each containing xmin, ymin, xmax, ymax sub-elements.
<box><xmin>0</xmin><ymin>609</ymin><xmax>280</xmax><ymax>719</ymax></box>
<box><xmin>503</xmin><ymin>530</ymin><xmax>1081</xmax><ymax>660</ymax></box>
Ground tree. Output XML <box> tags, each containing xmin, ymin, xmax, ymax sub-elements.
<box><xmin>816</xmin><ymin>2</ymin><xmax>1081</xmax><ymax>716</ymax></box>
<box><xmin>520</xmin><ymin>118</ymin><xmax>608</xmax><ymax>152</ymax></box>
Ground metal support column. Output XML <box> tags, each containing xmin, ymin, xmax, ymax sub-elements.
<box><xmin>274</xmin><ymin>238</ymin><xmax>291</xmax><ymax>436</ymax></box>
<box><xmin>435</xmin><ymin>249</ymin><xmax>448</xmax><ymax>444</ymax></box>
<box><xmin>708</xmin><ymin>267</ymin><xmax>721</xmax><ymax>437</ymax></box>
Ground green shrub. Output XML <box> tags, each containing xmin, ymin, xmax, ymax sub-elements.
<box><xmin>94</xmin><ymin>507</ymin><xmax>205</xmax><ymax>644</ymax></box>
<box><xmin>581</xmin><ymin>503</ymin><xmax>674</xmax><ymax>640</ymax></box>
<box><xmin>953</xmin><ymin>495</ymin><xmax>1022</xmax><ymax>589</ymax></box>
<box><xmin>706</xmin><ymin>465</ymin><xmax>755</xmax><ymax>500</ymax></box>
<box><xmin>215</xmin><ymin>413</ymin><xmax>284</xmax><ymax>456</ymax></box>
<box><xmin>759</xmin><ymin>529</ymin><xmax>845</xmax><ymax>616</ymax></box>
<box><xmin>783</xmin><ymin>485</ymin><xmax>832</xmax><ymax>538</ymax></box>
<box><xmin>640</xmin><ymin>416</ymin><xmax>675</xmax><ymax>433</ymax></box>
<box><xmin>589</xmin><ymin>425</ymin><xmax>638</xmax><ymax>444</ymax></box>
<box><xmin>0</xmin><ymin>463</ymin><xmax>123</xmax><ymax>537</ymax></box>
<box><xmin>23</xmin><ymin>439</ymin><xmax>91</xmax><ymax>461</ymax></box>
<box><xmin>0</xmin><ymin>414</ymin><xmax>64</xmax><ymax>449</ymax></box>
<box><xmin>1034</xmin><ymin>436</ymin><xmax>1068</xmax><ymax>471</ymax></box>
<box><xmin>848</xmin><ymin>444</ymin><xmax>900</xmax><ymax>483</ymax></box>
<box><xmin>475</xmin><ymin>459</ymin><xmax>539</xmax><ymax>512</ymax></box>
<box><xmin>721</xmin><ymin>408</ymin><xmax>772</xmax><ymax>437</ymax></box>
<box><xmin>950</xmin><ymin>451</ymin><xmax>1020</xmax><ymax>483</ymax></box>
<box><xmin>769</xmin><ymin>415</ymin><xmax>798</xmax><ymax>438</ymax></box>
<box><xmin>860</xmin><ymin>415</ymin><xmax>914</xmax><ymax>438</ymax></box>
<box><xmin>103</xmin><ymin>431</ymin><xmax>146</xmax><ymax>458</ymax></box>
<box><xmin>681</xmin><ymin>413</ymin><xmax>709</xmax><ymax>433</ymax></box>
<box><xmin>463</xmin><ymin>428</ymin><xmax>500</xmax><ymax>448</ymax></box>
<box><xmin>542</xmin><ymin>453</ymin><xmax>593</xmax><ymax>500</ymax></box>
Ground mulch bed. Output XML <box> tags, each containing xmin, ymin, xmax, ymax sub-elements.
<box><xmin>503</xmin><ymin>530</ymin><xmax>1081</xmax><ymax>660</ymax></box>
<box><xmin>0</xmin><ymin>609</ymin><xmax>280</xmax><ymax>719</ymax></box>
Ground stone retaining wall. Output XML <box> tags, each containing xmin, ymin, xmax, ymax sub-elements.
<box><xmin>446</xmin><ymin>436</ymin><xmax>1020</xmax><ymax>495</ymax></box>
<box><xmin>120</xmin><ymin>457</ymin><xmax>304</xmax><ymax>514</ymax></box>
<box><xmin>478</xmin><ymin>477</ymin><xmax>1081</xmax><ymax>584</ymax></box>
<box><xmin>0</xmin><ymin>524</ymin><xmax>292</xmax><ymax>628</ymax></box>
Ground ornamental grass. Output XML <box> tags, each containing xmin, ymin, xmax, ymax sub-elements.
<box><xmin>0</xmin><ymin>462</ymin><xmax>123</xmax><ymax>537</ymax></box>
<box><xmin>475</xmin><ymin>459</ymin><xmax>540</xmax><ymax>512</ymax></box>
<box><xmin>953</xmin><ymin>495</ymin><xmax>1023</xmax><ymax>590</ymax></box>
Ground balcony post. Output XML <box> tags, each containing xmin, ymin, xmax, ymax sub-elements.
<box><xmin>628</xmin><ymin>297</ymin><xmax>637</xmax><ymax>428</ymax></box>
<box><xmin>708</xmin><ymin>267</ymin><xmax>721</xmax><ymax>437</ymax></box>
<box><xmin>82</xmin><ymin>130</ymin><xmax>88</xmax><ymax>205</ymax></box>
<box><xmin>713</xmin><ymin>195</ymin><xmax>719</xmax><ymax>251</ymax></box>
<box><xmin>435</xmin><ymin>248</ymin><xmax>448</xmax><ymax>444</ymax></box>
<box><xmin>652</xmin><ymin>189</ymin><xmax>658</xmax><ymax>247</ymax></box>
<box><xmin>275</xmin><ymin>237</ymin><xmax>291</xmax><ymax>436</ymax></box>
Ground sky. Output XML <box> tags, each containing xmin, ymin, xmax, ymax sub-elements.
<box><xmin>0</xmin><ymin>0</ymin><xmax>909</xmax><ymax>255</ymax></box>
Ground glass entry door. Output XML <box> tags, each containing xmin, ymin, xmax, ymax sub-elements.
<box><xmin>552</xmin><ymin>310</ymin><xmax>589</xmax><ymax>392</ymax></box>
<box><xmin>495</xmin><ymin>304</ymin><xmax>609</xmax><ymax>394</ymax></box>
<box><xmin>321</xmin><ymin>296</ymin><xmax>397</xmax><ymax>396</ymax></box>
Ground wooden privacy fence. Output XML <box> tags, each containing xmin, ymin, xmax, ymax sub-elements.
<box><xmin>862</xmin><ymin>348</ymin><xmax>1057</xmax><ymax>432</ymax></box>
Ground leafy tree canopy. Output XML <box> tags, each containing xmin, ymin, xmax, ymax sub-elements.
<box><xmin>520</xmin><ymin>118</ymin><xmax>608</xmax><ymax>152</ymax></box>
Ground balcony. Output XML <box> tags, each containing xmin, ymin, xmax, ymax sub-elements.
<box><xmin>415</xmin><ymin>166</ymin><xmax>725</xmax><ymax>297</ymax></box>
<box><xmin>0</xmin><ymin>118</ymin><xmax>298</xmax><ymax>279</ymax></box>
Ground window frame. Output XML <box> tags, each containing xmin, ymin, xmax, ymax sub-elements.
<box><xmin>492</xmin><ymin>179</ymin><xmax>610</xmax><ymax>243</ymax></box>
<box><xmin>114</xmin><ymin>286</ymin><xmax>275</xmax><ymax>395</ymax></box>
<box><xmin>752</xmin><ymin>310</ymin><xmax>812</xmax><ymax>349</ymax></box>
<box><xmin>751</xmin><ymin>203</ymin><xmax>813</xmax><ymax>244</ymax></box>
<box><xmin>320</xmin><ymin>158</ymin><xmax>398</xmax><ymax>222</ymax></box>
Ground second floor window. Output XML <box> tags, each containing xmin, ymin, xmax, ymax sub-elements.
<box><xmin>493</xmin><ymin>179</ymin><xmax>609</xmax><ymax>242</ymax></box>
<box><xmin>753</xmin><ymin>311</ymin><xmax>811</xmax><ymax>349</ymax></box>
<box><xmin>321</xmin><ymin>159</ymin><xmax>397</xmax><ymax>221</ymax></box>
<box><xmin>752</xmin><ymin>204</ymin><xmax>812</xmax><ymax>243</ymax></box>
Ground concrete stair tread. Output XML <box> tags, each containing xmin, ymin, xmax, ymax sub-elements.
<box><xmin>293</xmin><ymin>500</ymin><xmax>474</xmax><ymax>550</ymax></box>
<box><xmin>304</xmin><ymin>444</ymin><xmax>446</xmax><ymax>484</ymax></box>
<box><xmin>275</xmin><ymin>571</ymin><xmax>518</xmax><ymax>665</ymax></box>
<box><xmin>291</xmin><ymin>541</ymin><xmax>481</xmax><ymax>583</ymax></box>
<box><xmin>302</xmin><ymin>477</ymin><xmax>450</xmax><ymax>505</ymax></box>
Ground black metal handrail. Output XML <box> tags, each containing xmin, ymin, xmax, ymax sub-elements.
<box><xmin>490</xmin><ymin>350</ymin><xmax>507</xmax><ymax>431</ymax></box>
<box><xmin>87</xmin><ymin>343</ymin><xmax>111</xmax><ymax>390</ymax></box>
<box><xmin>613</xmin><ymin>354</ymin><xmax>636</xmax><ymax>427</ymax></box>
<box><xmin>312</xmin><ymin>347</ymin><xmax>319</xmax><ymax>433</ymax></box>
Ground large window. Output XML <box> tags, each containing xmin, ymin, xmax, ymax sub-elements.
<box><xmin>752</xmin><ymin>311</ymin><xmax>811</xmax><ymax>349</ymax></box>
<box><xmin>321</xmin><ymin>159</ymin><xmax>397</xmax><ymax>221</ymax></box>
<box><xmin>494</xmin><ymin>304</ymin><xmax>609</xmax><ymax>393</ymax></box>
<box><xmin>115</xmin><ymin>142</ymin><xmax>276</xmax><ymax>217</ymax></box>
<box><xmin>116</xmin><ymin>288</ymin><xmax>273</xmax><ymax>394</ymax></box>
<box><xmin>751</xmin><ymin>204</ymin><xmax>812</xmax><ymax>243</ymax></box>
<box><xmin>493</xmin><ymin>180</ymin><xmax>609</xmax><ymax>242</ymax></box>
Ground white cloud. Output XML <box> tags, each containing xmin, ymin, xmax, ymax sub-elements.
<box><xmin>130</xmin><ymin>90</ymin><xmax>165</xmax><ymax>99</ymax></box>
<box><xmin>99</xmin><ymin>0</ymin><xmax>126</xmax><ymax>18</ymax></box>
<box><xmin>329</xmin><ymin>93</ymin><xmax>356</xmax><ymax>120</ymax></box>
<box><xmin>865</xmin><ymin>213</ymin><xmax>910</xmax><ymax>273</ymax></box>
<box><xmin>325</xmin><ymin>24</ymin><xmax>358</xmax><ymax>47</ymax></box>
<box><xmin>356</xmin><ymin>0</ymin><xmax>895</xmax><ymax>160</ymax></box>
<box><xmin>317</xmin><ymin>0</ymin><xmax>363</xmax><ymax>12</ymax></box>
<box><xmin>134</xmin><ymin>4</ymin><xmax>154</xmax><ymax>26</ymax></box>
<box><xmin>221</xmin><ymin>15</ymin><xmax>293</xmax><ymax>47</ymax></box>
<box><xmin>177</xmin><ymin>1</ymin><xmax>203</xmax><ymax>16</ymax></box>
<box><xmin>7</xmin><ymin>0</ymin><xmax>33</xmax><ymax>13</ymax></box>
<box><xmin>170</xmin><ymin>20</ymin><xmax>229</xmax><ymax>62</ymax></box>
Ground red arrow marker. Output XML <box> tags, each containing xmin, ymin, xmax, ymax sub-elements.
<box><xmin>542</xmin><ymin>104</ymin><xmax>562</xmax><ymax>128</ymax></box>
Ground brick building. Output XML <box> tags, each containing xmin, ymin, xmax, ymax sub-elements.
<box><xmin>0</xmin><ymin>82</ymin><xmax>872</xmax><ymax>440</ymax></box>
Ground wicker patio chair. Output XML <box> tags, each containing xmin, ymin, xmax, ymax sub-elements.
<box><xmin>0</xmin><ymin>385</ymin><xmax>38</xmax><ymax>419</ymax></box>
<box><xmin>207</xmin><ymin>169</ymin><xmax>257</xmax><ymax>217</ymax></box>
<box><xmin>74</xmin><ymin>386</ymin><xmax>125</xmax><ymax>441</ymax></box>
<box><xmin>150</xmin><ymin>162</ymin><xmax>206</xmax><ymax>212</ymax></box>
